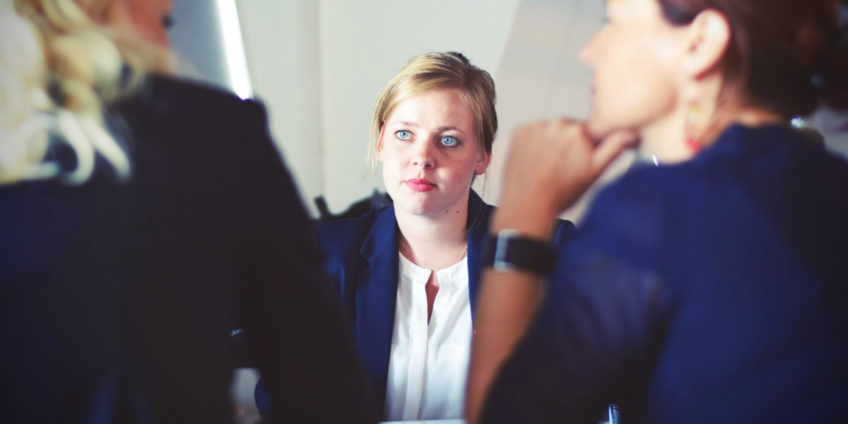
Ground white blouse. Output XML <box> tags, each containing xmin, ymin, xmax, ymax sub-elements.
<box><xmin>383</xmin><ymin>253</ymin><xmax>473</xmax><ymax>421</ymax></box>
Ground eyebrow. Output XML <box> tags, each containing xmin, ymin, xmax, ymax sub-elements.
<box><xmin>389</xmin><ymin>121</ymin><xmax>420</xmax><ymax>128</ymax></box>
<box><xmin>387</xmin><ymin>122</ymin><xmax>465</xmax><ymax>133</ymax></box>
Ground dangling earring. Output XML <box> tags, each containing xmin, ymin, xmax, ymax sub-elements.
<box><xmin>684</xmin><ymin>103</ymin><xmax>704</xmax><ymax>153</ymax></box>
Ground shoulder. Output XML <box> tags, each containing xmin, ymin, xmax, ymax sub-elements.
<box><xmin>556</xmin><ymin>163</ymin><xmax>681</xmax><ymax>273</ymax></box>
<box><xmin>150</xmin><ymin>75</ymin><xmax>265</xmax><ymax>118</ymax></box>
<box><xmin>467</xmin><ymin>190</ymin><xmax>576</xmax><ymax>246</ymax></box>
<box><xmin>467</xmin><ymin>190</ymin><xmax>495</xmax><ymax>234</ymax></box>
<box><xmin>586</xmin><ymin>123</ymin><xmax>848</xmax><ymax>218</ymax></box>
<box><xmin>115</xmin><ymin>75</ymin><xmax>269</xmax><ymax>143</ymax></box>
<box><xmin>318</xmin><ymin>207</ymin><xmax>387</xmax><ymax>261</ymax></box>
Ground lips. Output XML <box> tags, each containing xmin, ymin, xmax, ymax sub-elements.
<box><xmin>404</xmin><ymin>178</ymin><xmax>436</xmax><ymax>192</ymax></box>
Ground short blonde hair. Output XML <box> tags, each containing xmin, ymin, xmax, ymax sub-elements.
<box><xmin>1</xmin><ymin>0</ymin><xmax>172</xmax><ymax>185</ymax></box>
<box><xmin>368</xmin><ymin>51</ymin><xmax>497</xmax><ymax>169</ymax></box>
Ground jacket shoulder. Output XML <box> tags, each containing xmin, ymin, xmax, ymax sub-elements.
<box><xmin>318</xmin><ymin>209</ymin><xmax>384</xmax><ymax>262</ymax></box>
<box><xmin>153</xmin><ymin>76</ymin><xmax>263</xmax><ymax>112</ymax></box>
<box><xmin>468</xmin><ymin>193</ymin><xmax>575</xmax><ymax>248</ymax></box>
<box><xmin>116</xmin><ymin>75</ymin><xmax>268</xmax><ymax>139</ymax></box>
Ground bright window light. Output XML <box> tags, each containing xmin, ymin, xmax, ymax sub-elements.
<box><xmin>215</xmin><ymin>0</ymin><xmax>253</xmax><ymax>99</ymax></box>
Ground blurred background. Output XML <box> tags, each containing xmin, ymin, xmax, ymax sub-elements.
<box><xmin>170</xmin><ymin>0</ymin><xmax>848</xmax><ymax>223</ymax></box>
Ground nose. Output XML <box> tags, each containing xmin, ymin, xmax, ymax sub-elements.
<box><xmin>411</xmin><ymin>140</ymin><xmax>435</xmax><ymax>169</ymax></box>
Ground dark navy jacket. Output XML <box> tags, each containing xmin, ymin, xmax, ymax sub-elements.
<box><xmin>484</xmin><ymin>124</ymin><xmax>848</xmax><ymax>423</ymax></box>
<box><xmin>317</xmin><ymin>190</ymin><xmax>576</xmax><ymax>415</ymax></box>
<box><xmin>0</xmin><ymin>76</ymin><xmax>375</xmax><ymax>424</ymax></box>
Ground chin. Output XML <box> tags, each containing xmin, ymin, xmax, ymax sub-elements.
<box><xmin>586</xmin><ymin>113</ymin><xmax>644</xmax><ymax>142</ymax></box>
<box><xmin>584</xmin><ymin>116</ymin><xmax>613</xmax><ymax>140</ymax></box>
<box><xmin>393</xmin><ymin>195</ymin><xmax>434</xmax><ymax>216</ymax></box>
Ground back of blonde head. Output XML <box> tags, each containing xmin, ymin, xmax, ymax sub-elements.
<box><xmin>0</xmin><ymin>0</ymin><xmax>170</xmax><ymax>185</ymax></box>
<box><xmin>368</xmin><ymin>51</ymin><xmax>497</xmax><ymax>170</ymax></box>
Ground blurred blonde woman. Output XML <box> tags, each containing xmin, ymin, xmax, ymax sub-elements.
<box><xmin>0</xmin><ymin>1</ymin><xmax>374</xmax><ymax>423</ymax></box>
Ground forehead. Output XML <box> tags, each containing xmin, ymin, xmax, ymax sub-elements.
<box><xmin>607</xmin><ymin>0</ymin><xmax>659</xmax><ymax>12</ymax></box>
<box><xmin>606</xmin><ymin>0</ymin><xmax>670</xmax><ymax>27</ymax></box>
<box><xmin>129</xmin><ymin>0</ymin><xmax>172</xmax><ymax>10</ymax></box>
<box><xmin>386</xmin><ymin>88</ymin><xmax>474</xmax><ymax>125</ymax></box>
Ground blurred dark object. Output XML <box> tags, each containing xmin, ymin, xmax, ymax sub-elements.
<box><xmin>797</xmin><ymin>126</ymin><xmax>826</xmax><ymax>148</ymax></box>
<box><xmin>315</xmin><ymin>190</ymin><xmax>392</xmax><ymax>221</ymax></box>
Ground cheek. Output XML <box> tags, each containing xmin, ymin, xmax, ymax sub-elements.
<box><xmin>591</xmin><ymin>79</ymin><xmax>676</xmax><ymax>134</ymax></box>
<box><xmin>590</xmin><ymin>46</ymin><xmax>679</xmax><ymax>134</ymax></box>
<box><xmin>450</xmin><ymin>156</ymin><xmax>484</xmax><ymax>183</ymax></box>
<box><xmin>378</xmin><ymin>145</ymin><xmax>407</xmax><ymax>170</ymax></box>
<box><xmin>380</xmin><ymin>160</ymin><xmax>399</xmax><ymax>194</ymax></box>
<box><xmin>379</xmin><ymin>153</ymin><xmax>397</xmax><ymax>178</ymax></box>
<box><xmin>473</xmin><ymin>153</ymin><xmax>490</xmax><ymax>175</ymax></box>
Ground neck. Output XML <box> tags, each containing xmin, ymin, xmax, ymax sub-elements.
<box><xmin>396</xmin><ymin>196</ymin><xmax>469</xmax><ymax>271</ymax></box>
<box><xmin>640</xmin><ymin>105</ymin><xmax>690</xmax><ymax>163</ymax></box>
<box><xmin>641</xmin><ymin>96</ymin><xmax>784</xmax><ymax>164</ymax></box>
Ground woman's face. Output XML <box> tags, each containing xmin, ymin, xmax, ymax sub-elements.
<box><xmin>378</xmin><ymin>88</ymin><xmax>490</xmax><ymax>218</ymax></box>
<box><xmin>580</xmin><ymin>0</ymin><xmax>686</xmax><ymax>139</ymax></box>
<box><xmin>126</xmin><ymin>0</ymin><xmax>173</xmax><ymax>47</ymax></box>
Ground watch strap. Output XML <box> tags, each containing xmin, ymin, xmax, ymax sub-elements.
<box><xmin>482</xmin><ymin>229</ymin><xmax>557</xmax><ymax>275</ymax></box>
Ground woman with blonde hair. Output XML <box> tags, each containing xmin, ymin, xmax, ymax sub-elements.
<box><xmin>467</xmin><ymin>0</ymin><xmax>848</xmax><ymax>422</ymax></box>
<box><xmin>293</xmin><ymin>51</ymin><xmax>573</xmax><ymax>421</ymax></box>
<box><xmin>0</xmin><ymin>1</ymin><xmax>374</xmax><ymax>422</ymax></box>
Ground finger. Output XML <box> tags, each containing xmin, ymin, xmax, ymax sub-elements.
<box><xmin>555</xmin><ymin>117</ymin><xmax>581</xmax><ymax>127</ymax></box>
<box><xmin>592</xmin><ymin>130</ymin><xmax>638</xmax><ymax>171</ymax></box>
<box><xmin>579</xmin><ymin>122</ymin><xmax>601</xmax><ymax>145</ymax></box>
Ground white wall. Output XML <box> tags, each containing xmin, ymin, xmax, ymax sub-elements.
<box><xmin>237</xmin><ymin>0</ymin><xmax>324</xmax><ymax>213</ymax></box>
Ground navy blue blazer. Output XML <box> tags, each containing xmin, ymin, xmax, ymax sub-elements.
<box><xmin>483</xmin><ymin>124</ymin><xmax>848</xmax><ymax>423</ymax></box>
<box><xmin>0</xmin><ymin>76</ymin><xmax>375</xmax><ymax>424</ymax></box>
<box><xmin>317</xmin><ymin>190</ymin><xmax>576</xmax><ymax>414</ymax></box>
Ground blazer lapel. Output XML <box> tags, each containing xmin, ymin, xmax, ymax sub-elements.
<box><xmin>466</xmin><ymin>191</ymin><xmax>494</xmax><ymax>318</ymax></box>
<box><xmin>356</xmin><ymin>206</ymin><xmax>400</xmax><ymax>408</ymax></box>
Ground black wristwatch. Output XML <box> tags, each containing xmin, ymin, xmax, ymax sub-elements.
<box><xmin>482</xmin><ymin>229</ymin><xmax>557</xmax><ymax>275</ymax></box>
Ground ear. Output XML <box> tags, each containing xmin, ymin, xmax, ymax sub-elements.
<box><xmin>680</xmin><ymin>9</ymin><xmax>731</xmax><ymax>79</ymax></box>
<box><xmin>474</xmin><ymin>151</ymin><xmax>491</xmax><ymax>175</ymax></box>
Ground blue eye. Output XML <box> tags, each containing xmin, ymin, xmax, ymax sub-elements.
<box><xmin>441</xmin><ymin>136</ymin><xmax>459</xmax><ymax>147</ymax></box>
<box><xmin>395</xmin><ymin>130</ymin><xmax>412</xmax><ymax>140</ymax></box>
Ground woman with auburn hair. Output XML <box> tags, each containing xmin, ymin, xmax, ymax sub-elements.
<box><xmin>467</xmin><ymin>0</ymin><xmax>848</xmax><ymax>422</ymax></box>
<box><xmin>255</xmin><ymin>51</ymin><xmax>573</xmax><ymax>421</ymax></box>
<box><xmin>0</xmin><ymin>1</ymin><xmax>374</xmax><ymax>423</ymax></box>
